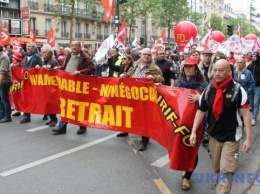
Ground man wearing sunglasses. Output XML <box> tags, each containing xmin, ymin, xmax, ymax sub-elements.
<box><xmin>120</xmin><ymin>48</ymin><xmax>164</xmax><ymax>151</ymax></box>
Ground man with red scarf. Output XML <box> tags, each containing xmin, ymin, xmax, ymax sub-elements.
<box><xmin>190</xmin><ymin>59</ymin><xmax>252</xmax><ymax>194</ymax></box>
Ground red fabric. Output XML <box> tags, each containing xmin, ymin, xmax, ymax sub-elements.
<box><xmin>30</xmin><ymin>30</ymin><xmax>36</xmax><ymax>42</ymax></box>
<box><xmin>212</xmin><ymin>75</ymin><xmax>233</xmax><ymax>120</ymax></box>
<box><xmin>151</xmin><ymin>30</ymin><xmax>166</xmax><ymax>56</ymax></box>
<box><xmin>102</xmin><ymin>0</ymin><xmax>115</xmax><ymax>23</ymax></box>
<box><xmin>10</xmin><ymin>67</ymin><xmax>205</xmax><ymax>171</ymax></box>
<box><xmin>228</xmin><ymin>56</ymin><xmax>236</xmax><ymax>65</ymax></box>
<box><xmin>47</xmin><ymin>27</ymin><xmax>55</xmax><ymax>48</ymax></box>
<box><xmin>0</xmin><ymin>29</ymin><xmax>10</xmax><ymax>45</ymax></box>
<box><xmin>56</xmin><ymin>52</ymin><xmax>66</xmax><ymax>66</ymax></box>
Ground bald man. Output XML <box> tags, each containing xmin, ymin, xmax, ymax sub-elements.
<box><xmin>190</xmin><ymin>59</ymin><xmax>252</xmax><ymax>194</ymax></box>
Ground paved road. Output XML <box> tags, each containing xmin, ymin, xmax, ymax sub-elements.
<box><xmin>0</xmin><ymin>114</ymin><xmax>259</xmax><ymax>194</ymax></box>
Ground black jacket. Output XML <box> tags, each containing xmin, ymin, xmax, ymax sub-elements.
<box><xmin>247</xmin><ymin>55</ymin><xmax>260</xmax><ymax>87</ymax></box>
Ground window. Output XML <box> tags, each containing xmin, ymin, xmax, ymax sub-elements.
<box><xmin>84</xmin><ymin>24</ymin><xmax>89</xmax><ymax>34</ymax></box>
<box><xmin>45</xmin><ymin>19</ymin><xmax>51</xmax><ymax>31</ymax></box>
<box><xmin>151</xmin><ymin>23</ymin><xmax>156</xmax><ymax>36</ymax></box>
<box><xmin>141</xmin><ymin>21</ymin><xmax>146</xmax><ymax>36</ymax></box>
<box><xmin>30</xmin><ymin>18</ymin><xmax>36</xmax><ymax>31</ymax></box>
<box><xmin>76</xmin><ymin>23</ymin><xmax>80</xmax><ymax>33</ymax></box>
<box><xmin>61</xmin><ymin>21</ymin><xmax>67</xmax><ymax>32</ymax></box>
<box><xmin>2</xmin><ymin>10</ymin><xmax>19</xmax><ymax>19</ymax></box>
<box><xmin>75</xmin><ymin>0</ymin><xmax>80</xmax><ymax>15</ymax></box>
<box><xmin>104</xmin><ymin>26</ymin><xmax>109</xmax><ymax>36</ymax></box>
<box><xmin>97</xmin><ymin>25</ymin><xmax>101</xmax><ymax>35</ymax></box>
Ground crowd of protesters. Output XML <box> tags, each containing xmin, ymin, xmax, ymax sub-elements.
<box><xmin>0</xmin><ymin>41</ymin><xmax>255</xmax><ymax>194</ymax></box>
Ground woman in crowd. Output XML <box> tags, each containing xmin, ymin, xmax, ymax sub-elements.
<box><xmin>105</xmin><ymin>53</ymin><xmax>134</xmax><ymax>77</ymax></box>
<box><xmin>175</xmin><ymin>57</ymin><xmax>208</xmax><ymax>191</ymax></box>
<box><xmin>104</xmin><ymin>53</ymin><xmax>134</xmax><ymax>137</ymax></box>
<box><xmin>192</xmin><ymin>50</ymin><xmax>201</xmax><ymax>64</ymax></box>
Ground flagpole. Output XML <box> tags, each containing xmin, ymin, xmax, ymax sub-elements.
<box><xmin>108</xmin><ymin>16</ymin><xmax>113</xmax><ymax>48</ymax></box>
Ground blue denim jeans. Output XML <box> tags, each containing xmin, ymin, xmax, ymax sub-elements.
<box><xmin>251</xmin><ymin>86</ymin><xmax>260</xmax><ymax>120</ymax></box>
<box><xmin>0</xmin><ymin>82</ymin><xmax>12</xmax><ymax>118</ymax></box>
<box><xmin>58</xmin><ymin>120</ymin><xmax>67</xmax><ymax>128</ymax></box>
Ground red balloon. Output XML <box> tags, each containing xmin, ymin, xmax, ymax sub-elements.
<box><xmin>174</xmin><ymin>21</ymin><xmax>197</xmax><ymax>52</ymax></box>
<box><xmin>211</xmin><ymin>31</ymin><xmax>226</xmax><ymax>43</ymax></box>
<box><xmin>244</xmin><ymin>34</ymin><xmax>258</xmax><ymax>40</ymax></box>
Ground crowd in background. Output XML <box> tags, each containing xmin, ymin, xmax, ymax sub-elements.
<box><xmin>0</xmin><ymin>41</ymin><xmax>255</xmax><ymax>193</ymax></box>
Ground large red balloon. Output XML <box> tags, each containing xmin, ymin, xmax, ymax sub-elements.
<box><xmin>174</xmin><ymin>21</ymin><xmax>197</xmax><ymax>52</ymax></box>
<box><xmin>244</xmin><ymin>34</ymin><xmax>258</xmax><ymax>41</ymax></box>
<box><xmin>211</xmin><ymin>31</ymin><xmax>226</xmax><ymax>43</ymax></box>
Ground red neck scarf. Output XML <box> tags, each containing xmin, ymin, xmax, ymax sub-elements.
<box><xmin>212</xmin><ymin>75</ymin><xmax>233</xmax><ymax>120</ymax></box>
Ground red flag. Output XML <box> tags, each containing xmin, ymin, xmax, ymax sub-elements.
<box><xmin>30</xmin><ymin>29</ymin><xmax>36</xmax><ymax>42</ymax></box>
<box><xmin>47</xmin><ymin>27</ymin><xmax>55</xmax><ymax>48</ymax></box>
<box><xmin>102</xmin><ymin>0</ymin><xmax>115</xmax><ymax>23</ymax></box>
<box><xmin>11</xmin><ymin>36</ymin><xmax>21</xmax><ymax>52</ymax></box>
<box><xmin>151</xmin><ymin>30</ymin><xmax>165</xmax><ymax>56</ymax></box>
<box><xmin>117</xmin><ymin>19</ymin><xmax>127</xmax><ymax>46</ymax></box>
<box><xmin>0</xmin><ymin>29</ymin><xmax>10</xmax><ymax>45</ymax></box>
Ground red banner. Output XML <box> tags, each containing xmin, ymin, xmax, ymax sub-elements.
<box><xmin>11</xmin><ymin>67</ymin><xmax>204</xmax><ymax>171</ymax></box>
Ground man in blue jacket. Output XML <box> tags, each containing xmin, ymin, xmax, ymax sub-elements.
<box><xmin>234</xmin><ymin>57</ymin><xmax>255</xmax><ymax>101</ymax></box>
<box><xmin>20</xmin><ymin>41</ymin><xmax>43</xmax><ymax>124</ymax></box>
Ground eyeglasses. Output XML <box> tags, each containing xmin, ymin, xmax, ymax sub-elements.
<box><xmin>142</xmin><ymin>53</ymin><xmax>152</xmax><ymax>56</ymax></box>
<box><xmin>122</xmin><ymin>58</ymin><xmax>128</xmax><ymax>60</ymax></box>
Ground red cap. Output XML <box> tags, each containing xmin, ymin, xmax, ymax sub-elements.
<box><xmin>183</xmin><ymin>57</ymin><xmax>198</xmax><ymax>65</ymax></box>
<box><xmin>13</xmin><ymin>52</ymin><xmax>23</xmax><ymax>62</ymax></box>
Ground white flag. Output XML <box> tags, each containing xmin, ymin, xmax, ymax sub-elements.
<box><xmin>93</xmin><ymin>34</ymin><xmax>115</xmax><ymax>62</ymax></box>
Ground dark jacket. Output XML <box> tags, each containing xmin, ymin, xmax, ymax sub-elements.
<box><xmin>107</xmin><ymin>58</ymin><xmax>133</xmax><ymax>76</ymax></box>
<box><xmin>23</xmin><ymin>52</ymin><xmax>43</xmax><ymax>68</ymax></box>
<box><xmin>61</xmin><ymin>51</ymin><xmax>95</xmax><ymax>75</ymax></box>
<box><xmin>247</xmin><ymin>55</ymin><xmax>260</xmax><ymax>87</ymax></box>
<box><xmin>44</xmin><ymin>57</ymin><xmax>59</xmax><ymax>68</ymax></box>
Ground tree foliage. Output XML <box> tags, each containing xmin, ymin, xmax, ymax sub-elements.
<box><xmin>151</xmin><ymin>0</ymin><xmax>190</xmax><ymax>45</ymax></box>
<box><xmin>119</xmin><ymin>0</ymin><xmax>155</xmax><ymax>43</ymax></box>
<box><xmin>189</xmin><ymin>11</ymin><xmax>206</xmax><ymax>36</ymax></box>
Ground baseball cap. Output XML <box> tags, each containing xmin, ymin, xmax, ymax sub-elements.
<box><xmin>203</xmin><ymin>49</ymin><xmax>213</xmax><ymax>55</ymax></box>
<box><xmin>183</xmin><ymin>57</ymin><xmax>198</xmax><ymax>66</ymax></box>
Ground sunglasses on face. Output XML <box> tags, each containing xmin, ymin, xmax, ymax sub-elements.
<box><xmin>142</xmin><ymin>53</ymin><xmax>152</xmax><ymax>56</ymax></box>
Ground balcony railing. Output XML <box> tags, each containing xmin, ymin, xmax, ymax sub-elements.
<box><xmin>96</xmin><ymin>34</ymin><xmax>103</xmax><ymax>40</ymax></box>
<box><xmin>83</xmin><ymin>33</ymin><xmax>90</xmax><ymax>39</ymax></box>
<box><xmin>75</xmin><ymin>33</ymin><xmax>82</xmax><ymax>38</ymax></box>
<box><xmin>61</xmin><ymin>31</ymin><xmax>69</xmax><ymax>37</ymax></box>
<box><xmin>28</xmin><ymin>1</ymin><xmax>39</xmax><ymax>10</ymax></box>
<box><xmin>44</xmin><ymin>3</ymin><xmax>55</xmax><ymax>12</ymax></box>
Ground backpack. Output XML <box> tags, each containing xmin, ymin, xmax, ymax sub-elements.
<box><xmin>204</xmin><ymin>81</ymin><xmax>241</xmax><ymax>104</ymax></box>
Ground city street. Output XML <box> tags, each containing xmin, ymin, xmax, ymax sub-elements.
<box><xmin>0</xmin><ymin>114</ymin><xmax>259</xmax><ymax>194</ymax></box>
